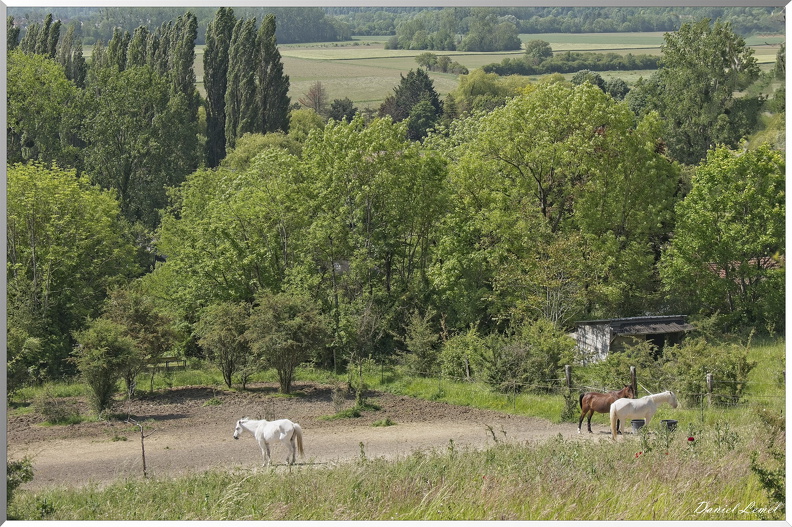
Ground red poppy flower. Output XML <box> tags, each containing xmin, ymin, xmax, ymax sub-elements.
<box><xmin>687</xmin><ymin>437</ymin><xmax>695</xmax><ymax>442</ymax></box>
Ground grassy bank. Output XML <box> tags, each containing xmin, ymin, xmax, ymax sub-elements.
<box><xmin>9</xmin><ymin>422</ymin><xmax>781</xmax><ymax>521</ymax></box>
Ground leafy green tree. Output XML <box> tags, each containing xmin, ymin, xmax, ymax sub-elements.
<box><xmin>81</xmin><ymin>65</ymin><xmax>201</xmax><ymax>228</ymax></box>
<box><xmin>157</xmin><ymin>148</ymin><xmax>305</xmax><ymax>317</ymax></box>
<box><xmin>289</xmin><ymin>108</ymin><xmax>326</xmax><ymax>142</ymax></box>
<box><xmin>571</xmin><ymin>69</ymin><xmax>605</xmax><ymax>90</ymax></box>
<box><xmin>225</xmin><ymin>17</ymin><xmax>258</xmax><ymax>149</ymax></box>
<box><xmin>328</xmin><ymin>97</ymin><xmax>358</xmax><ymax>122</ymax></box>
<box><xmin>195</xmin><ymin>301</ymin><xmax>252</xmax><ymax>389</ymax></box>
<box><xmin>434</xmin><ymin>83</ymin><xmax>679</xmax><ymax>328</ymax></box>
<box><xmin>660</xmin><ymin>144</ymin><xmax>784</xmax><ymax>329</ymax></box>
<box><xmin>102</xmin><ymin>285</ymin><xmax>177</xmax><ymax>395</ymax></box>
<box><xmin>204</xmin><ymin>7</ymin><xmax>236</xmax><ymax>167</ymax></box>
<box><xmin>245</xmin><ymin>291</ymin><xmax>330</xmax><ymax>394</ymax></box>
<box><xmin>72</xmin><ymin>318</ymin><xmax>137</xmax><ymax>414</ymax></box>
<box><xmin>406</xmin><ymin>98</ymin><xmax>440</xmax><ymax>141</ymax></box>
<box><xmin>7</xmin><ymin>163</ymin><xmax>138</xmax><ymax>379</ymax></box>
<box><xmin>524</xmin><ymin>39</ymin><xmax>553</xmax><ymax>65</ymax></box>
<box><xmin>655</xmin><ymin>18</ymin><xmax>761</xmax><ymax>164</ymax></box>
<box><xmin>7</xmin><ymin>50</ymin><xmax>82</xmax><ymax>167</ymax></box>
<box><xmin>256</xmin><ymin>14</ymin><xmax>291</xmax><ymax>134</ymax></box>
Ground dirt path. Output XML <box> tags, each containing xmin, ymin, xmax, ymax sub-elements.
<box><xmin>8</xmin><ymin>382</ymin><xmax>614</xmax><ymax>491</ymax></box>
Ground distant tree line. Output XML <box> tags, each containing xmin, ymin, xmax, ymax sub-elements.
<box><xmin>330</xmin><ymin>6</ymin><xmax>782</xmax><ymax>36</ymax></box>
<box><xmin>8</xmin><ymin>7</ymin><xmax>350</xmax><ymax>46</ymax></box>
<box><xmin>482</xmin><ymin>44</ymin><xmax>661</xmax><ymax>76</ymax></box>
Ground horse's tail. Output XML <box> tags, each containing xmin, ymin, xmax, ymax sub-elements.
<box><xmin>578</xmin><ymin>392</ymin><xmax>584</xmax><ymax>409</ymax></box>
<box><xmin>609</xmin><ymin>404</ymin><xmax>618</xmax><ymax>440</ymax></box>
<box><xmin>294</xmin><ymin>423</ymin><xmax>304</xmax><ymax>457</ymax></box>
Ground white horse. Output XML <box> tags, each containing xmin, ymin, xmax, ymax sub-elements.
<box><xmin>610</xmin><ymin>391</ymin><xmax>678</xmax><ymax>440</ymax></box>
<box><xmin>233</xmin><ymin>417</ymin><xmax>304</xmax><ymax>466</ymax></box>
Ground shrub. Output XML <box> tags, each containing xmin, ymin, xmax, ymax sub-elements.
<box><xmin>7</xmin><ymin>456</ymin><xmax>33</xmax><ymax>505</ymax></box>
<box><xmin>32</xmin><ymin>386</ymin><xmax>82</xmax><ymax>424</ymax></box>
<box><xmin>484</xmin><ymin>318</ymin><xmax>575</xmax><ymax>394</ymax></box>
<box><xmin>662</xmin><ymin>336</ymin><xmax>755</xmax><ymax>406</ymax></box>
<box><xmin>72</xmin><ymin>318</ymin><xmax>136</xmax><ymax>415</ymax></box>
<box><xmin>439</xmin><ymin>326</ymin><xmax>487</xmax><ymax>381</ymax></box>
<box><xmin>576</xmin><ymin>340</ymin><xmax>665</xmax><ymax>393</ymax></box>
<box><xmin>400</xmin><ymin>308</ymin><xmax>440</xmax><ymax>377</ymax></box>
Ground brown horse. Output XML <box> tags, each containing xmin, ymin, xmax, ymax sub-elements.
<box><xmin>578</xmin><ymin>385</ymin><xmax>635</xmax><ymax>434</ymax></box>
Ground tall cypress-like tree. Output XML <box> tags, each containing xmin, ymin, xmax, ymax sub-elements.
<box><xmin>170</xmin><ymin>12</ymin><xmax>199</xmax><ymax>117</ymax></box>
<box><xmin>106</xmin><ymin>27</ymin><xmax>130</xmax><ymax>71</ymax></box>
<box><xmin>56</xmin><ymin>23</ymin><xmax>87</xmax><ymax>88</ymax></box>
<box><xmin>8</xmin><ymin>16</ymin><xmax>20</xmax><ymax>50</ymax></box>
<box><xmin>225</xmin><ymin>17</ymin><xmax>258</xmax><ymax>149</ymax></box>
<box><xmin>126</xmin><ymin>26</ymin><xmax>149</xmax><ymax>68</ymax></box>
<box><xmin>19</xmin><ymin>14</ymin><xmax>60</xmax><ymax>58</ymax></box>
<box><xmin>256</xmin><ymin>14</ymin><xmax>291</xmax><ymax>134</ymax></box>
<box><xmin>204</xmin><ymin>7</ymin><xmax>236</xmax><ymax>167</ymax></box>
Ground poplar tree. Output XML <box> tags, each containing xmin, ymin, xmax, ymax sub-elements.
<box><xmin>256</xmin><ymin>14</ymin><xmax>291</xmax><ymax>134</ymax></box>
<box><xmin>106</xmin><ymin>27</ymin><xmax>130</xmax><ymax>71</ymax></box>
<box><xmin>19</xmin><ymin>14</ymin><xmax>60</xmax><ymax>58</ymax></box>
<box><xmin>7</xmin><ymin>16</ymin><xmax>20</xmax><ymax>50</ymax></box>
<box><xmin>56</xmin><ymin>23</ymin><xmax>87</xmax><ymax>88</ymax></box>
<box><xmin>170</xmin><ymin>11</ymin><xmax>199</xmax><ymax>117</ymax></box>
<box><xmin>204</xmin><ymin>7</ymin><xmax>236</xmax><ymax>167</ymax></box>
<box><xmin>126</xmin><ymin>26</ymin><xmax>149</xmax><ymax>68</ymax></box>
<box><xmin>225</xmin><ymin>17</ymin><xmax>258</xmax><ymax>149</ymax></box>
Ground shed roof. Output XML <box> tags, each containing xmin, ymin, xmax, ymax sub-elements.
<box><xmin>576</xmin><ymin>315</ymin><xmax>694</xmax><ymax>335</ymax></box>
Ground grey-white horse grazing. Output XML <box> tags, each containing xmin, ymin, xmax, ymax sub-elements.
<box><xmin>610</xmin><ymin>391</ymin><xmax>678</xmax><ymax>440</ymax></box>
<box><xmin>233</xmin><ymin>417</ymin><xmax>304</xmax><ymax>466</ymax></box>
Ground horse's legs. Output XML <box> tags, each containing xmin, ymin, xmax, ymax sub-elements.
<box><xmin>616</xmin><ymin>419</ymin><xmax>621</xmax><ymax>434</ymax></box>
<box><xmin>586</xmin><ymin>412</ymin><xmax>594</xmax><ymax>433</ymax></box>
<box><xmin>288</xmin><ymin>437</ymin><xmax>296</xmax><ymax>465</ymax></box>
<box><xmin>260</xmin><ymin>441</ymin><xmax>271</xmax><ymax>466</ymax></box>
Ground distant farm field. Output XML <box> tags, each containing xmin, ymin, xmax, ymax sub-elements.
<box><xmin>191</xmin><ymin>30</ymin><xmax>782</xmax><ymax>109</ymax></box>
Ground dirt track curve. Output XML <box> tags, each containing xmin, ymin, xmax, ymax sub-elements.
<box><xmin>8</xmin><ymin>382</ymin><xmax>614</xmax><ymax>491</ymax></box>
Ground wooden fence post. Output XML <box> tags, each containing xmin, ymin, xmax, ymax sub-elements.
<box><xmin>565</xmin><ymin>364</ymin><xmax>572</xmax><ymax>390</ymax></box>
<box><xmin>630</xmin><ymin>366</ymin><xmax>637</xmax><ymax>397</ymax></box>
<box><xmin>706</xmin><ymin>373</ymin><xmax>713</xmax><ymax>407</ymax></box>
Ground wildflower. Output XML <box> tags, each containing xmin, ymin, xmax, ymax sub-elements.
<box><xmin>688</xmin><ymin>436</ymin><xmax>695</xmax><ymax>442</ymax></box>
<box><xmin>635</xmin><ymin>451</ymin><xmax>643</xmax><ymax>458</ymax></box>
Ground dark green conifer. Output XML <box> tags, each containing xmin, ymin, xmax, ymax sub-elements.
<box><xmin>256</xmin><ymin>14</ymin><xmax>291</xmax><ymax>134</ymax></box>
<box><xmin>204</xmin><ymin>7</ymin><xmax>236</xmax><ymax>167</ymax></box>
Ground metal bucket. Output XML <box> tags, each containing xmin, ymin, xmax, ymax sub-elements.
<box><xmin>661</xmin><ymin>419</ymin><xmax>678</xmax><ymax>431</ymax></box>
<box><xmin>631</xmin><ymin>419</ymin><xmax>646</xmax><ymax>433</ymax></box>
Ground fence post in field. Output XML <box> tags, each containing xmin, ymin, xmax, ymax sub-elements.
<box><xmin>630</xmin><ymin>366</ymin><xmax>637</xmax><ymax>397</ymax></box>
<box><xmin>706</xmin><ymin>373</ymin><xmax>713</xmax><ymax>407</ymax></box>
<box><xmin>565</xmin><ymin>364</ymin><xmax>572</xmax><ymax>390</ymax></box>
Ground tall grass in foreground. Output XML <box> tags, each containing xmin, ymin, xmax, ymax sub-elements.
<box><xmin>9</xmin><ymin>424</ymin><xmax>781</xmax><ymax>521</ymax></box>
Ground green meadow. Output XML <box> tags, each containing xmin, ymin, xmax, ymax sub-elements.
<box><xmin>188</xmin><ymin>31</ymin><xmax>782</xmax><ymax>107</ymax></box>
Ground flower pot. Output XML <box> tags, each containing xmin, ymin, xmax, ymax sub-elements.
<box><xmin>661</xmin><ymin>419</ymin><xmax>678</xmax><ymax>431</ymax></box>
<box><xmin>631</xmin><ymin>419</ymin><xmax>646</xmax><ymax>433</ymax></box>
